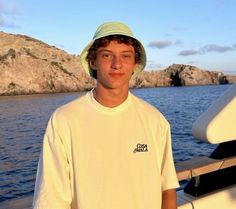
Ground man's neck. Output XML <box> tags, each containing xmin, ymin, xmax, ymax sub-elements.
<box><xmin>93</xmin><ymin>86</ymin><xmax>129</xmax><ymax>108</ymax></box>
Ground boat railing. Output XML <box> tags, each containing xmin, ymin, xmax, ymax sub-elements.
<box><xmin>176</xmin><ymin>155</ymin><xmax>236</xmax><ymax>181</ymax></box>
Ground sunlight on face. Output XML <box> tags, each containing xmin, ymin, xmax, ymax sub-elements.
<box><xmin>93</xmin><ymin>41</ymin><xmax>137</xmax><ymax>91</ymax></box>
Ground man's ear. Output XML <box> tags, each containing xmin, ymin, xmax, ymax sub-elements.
<box><xmin>89</xmin><ymin>60</ymin><xmax>97</xmax><ymax>70</ymax></box>
<box><xmin>132</xmin><ymin>64</ymin><xmax>137</xmax><ymax>74</ymax></box>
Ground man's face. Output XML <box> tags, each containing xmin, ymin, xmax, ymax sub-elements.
<box><xmin>90</xmin><ymin>40</ymin><xmax>137</xmax><ymax>90</ymax></box>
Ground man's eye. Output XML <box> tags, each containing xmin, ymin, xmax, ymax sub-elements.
<box><xmin>123</xmin><ymin>54</ymin><xmax>131</xmax><ymax>58</ymax></box>
<box><xmin>122</xmin><ymin>54</ymin><xmax>134</xmax><ymax>60</ymax></box>
<box><xmin>102</xmin><ymin>53</ymin><xmax>112</xmax><ymax>59</ymax></box>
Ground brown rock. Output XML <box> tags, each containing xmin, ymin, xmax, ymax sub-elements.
<box><xmin>0</xmin><ymin>31</ymin><xmax>96</xmax><ymax>95</ymax></box>
<box><xmin>131</xmin><ymin>64</ymin><xmax>236</xmax><ymax>87</ymax></box>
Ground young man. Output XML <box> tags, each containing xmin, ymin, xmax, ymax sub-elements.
<box><xmin>33</xmin><ymin>22</ymin><xmax>179</xmax><ymax>209</ymax></box>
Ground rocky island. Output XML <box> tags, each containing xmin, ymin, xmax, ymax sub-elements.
<box><xmin>1</xmin><ymin>31</ymin><xmax>236</xmax><ymax>96</ymax></box>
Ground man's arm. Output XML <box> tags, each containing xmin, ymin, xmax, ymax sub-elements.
<box><xmin>162</xmin><ymin>188</ymin><xmax>177</xmax><ymax>209</ymax></box>
<box><xmin>33</xmin><ymin>113</ymin><xmax>72</xmax><ymax>209</ymax></box>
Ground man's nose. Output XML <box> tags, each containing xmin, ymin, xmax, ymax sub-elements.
<box><xmin>111</xmin><ymin>56</ymin><xmax>122</xmax><ymax>70</ymax></box>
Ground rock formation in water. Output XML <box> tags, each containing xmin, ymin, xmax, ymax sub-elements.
<box><xmin>130</xmin><ymin>64</ymin><xmax>234</xmax><ymax>88</ymax></box>
<box><xmin>0</xmin><ymin>31</ymin><xmax>236</xmax><ymax>95</ymax></box>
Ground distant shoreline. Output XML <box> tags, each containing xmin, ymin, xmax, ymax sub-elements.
<box><xmin>1</xmin><ymin>31</ymin><xmax>236</xmax><ymax>96</ymax></box>
<box><xmin>0</xmin><ymin>83</ymin><xmax>233</xmax><ymax>97</ymax></box>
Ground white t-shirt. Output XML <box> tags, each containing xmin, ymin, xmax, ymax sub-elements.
<box><xmin>33</xmin><ymin>90</ymin><xmax>179</xmax><ymax>209</ymax></box>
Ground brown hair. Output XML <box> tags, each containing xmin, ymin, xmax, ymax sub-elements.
<box><xmin>86</xmin><ymin>35</ymin><xmax>142</xmax><ymax>79</ymax></box>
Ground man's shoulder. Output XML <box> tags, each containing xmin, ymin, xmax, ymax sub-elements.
<box><xmin>53</xmin><ymin>92</ymin><xmax>89</xmax><ymax>116</ymax></box>
<box><xmin>131</xmin><ymin>93</ymin><xmax>160</xmax><ymax>113</ymax></box>
<box><xmin>130</xmin><ymin>93</ymin><xmax>169</xmax><ymax>123</ymax></box>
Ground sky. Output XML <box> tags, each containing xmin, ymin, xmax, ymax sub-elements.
<box><xmin>0</xmin><ymin>0</ymin><xmax>236</xmax><ymax>74</ymax></box>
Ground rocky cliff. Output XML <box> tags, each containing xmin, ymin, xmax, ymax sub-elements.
<box><xmin>0</xmin><ymin>31</ymin><xmax>235</xmax><ymax>95</ymax></box>
<box><xmin>0</xmin><ymin>31</ymin><xmax>95</xmax><ymax>95</ymax></box>
<box><xmin>130</xmin><ymin>64</ymin><xmax>235</xmax><ymax>88</ymax></box>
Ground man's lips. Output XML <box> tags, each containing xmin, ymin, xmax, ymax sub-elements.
<box><xmin>109</xmin><ymin>72</ymin><xmax>125</xmax><ymax>77</ymax></box>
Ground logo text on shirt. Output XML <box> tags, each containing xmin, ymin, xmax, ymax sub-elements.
<box><xmin>133</xmin><ymin>143</ymin><xmax>148</xmax><ymax>153</ymax></box>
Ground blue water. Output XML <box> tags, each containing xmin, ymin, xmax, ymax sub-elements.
<box><xmin>0</xmin><ymin>85</ymin><xmax>230</xmax><ymax>202</ymax></box>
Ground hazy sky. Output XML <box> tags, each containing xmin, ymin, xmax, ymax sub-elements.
<box><xmin>1</xmin><ymin>0</ymin><xmax>236</xmax><ymax>74</ymax></box>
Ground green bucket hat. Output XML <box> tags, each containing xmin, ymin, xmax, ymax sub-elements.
<box><xmin>80</xmin><ymin>21</ymin><xmax>146</xmax><ymax>78</ymax></box>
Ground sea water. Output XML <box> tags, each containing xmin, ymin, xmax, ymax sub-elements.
<box><xmin>0</xmin><ymin>84</ymin><xmax>230</xmax><ymax>202</ymax></box>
